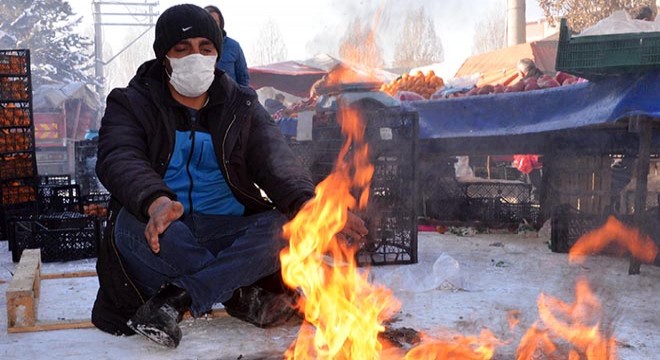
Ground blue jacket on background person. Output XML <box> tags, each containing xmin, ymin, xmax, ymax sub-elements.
<box><xmin>218</xmin><ymin>35</ymin><xmax>249</xmax><ymax>86</ymax></box>
<box><xmin>205</xmin><ymin>5</ymin><xmax>250</xmax><ymax>86</ymax></box>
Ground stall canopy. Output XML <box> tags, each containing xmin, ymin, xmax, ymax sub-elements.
<box><xmin>249</xmin><ymin>61</ymin><xmax>327</xmax><ymax>98</ymax></box>
<box><xmin>249</xmin><ymin>53</ymin><xmax>397</xmax><ymax>98</ymax></box>
<box><xmin>454</xmin><ymin>35</ymin><xmax>559</xmax><ymax>86</ymax></box>
<box><xmin>405</xmin><ymin>70</ymin><xmax>660</xmax><ymax>140</ymax></box>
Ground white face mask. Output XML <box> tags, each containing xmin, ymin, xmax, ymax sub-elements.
<box><xmin>166</xmin><ymin>54</ymin><xmax>217</xmax><ymax>97</ymax></box>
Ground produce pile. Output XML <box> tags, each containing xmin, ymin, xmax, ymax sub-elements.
<box><xmin>436</xmin><ymin>71</ymin><xmax>583</xmax><ymax>99</ymax></box>
<box><xmin>380</xmin><ymin>71</ymin><xmax>445</xmax><ymax>100</ymax></box>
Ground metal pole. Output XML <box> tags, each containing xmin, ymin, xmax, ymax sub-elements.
<box><xmin>93</xmin><ymin>1</ymin><xmax>105</xmax><ymax>102</ymax></box>
<box><xmin>506</xmin><ymin>0</ymin><xmax>526</xmax><ymax>47</ymax></box>
<box><xmin>628</xmin><ymin>116</ymin><xmax>652</xmax><ymax>275</ymax></box>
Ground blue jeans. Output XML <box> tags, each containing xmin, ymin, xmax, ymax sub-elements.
<box><xmin>114</xmin><ymin>208</ymin><xmax>288</xmax><ymax>316</ymax></box>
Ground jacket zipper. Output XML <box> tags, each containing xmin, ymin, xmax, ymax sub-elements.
<box><xmin>185</xmin><ymin>115</ymin><xmax>197</xmax><ymax>213</ymax></box>
<box><xmin>221</xmin><ymin>112</ymin><xmax>269</xmax><ymax>205</ymax></box>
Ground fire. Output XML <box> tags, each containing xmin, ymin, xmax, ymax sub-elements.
<box><xmin>569</xmin><ymin>216</ymin><xmax>658</xmax><ymax>264</ymax></box>
<box><xmin>281</xmin><ymin>105</ymin><xmax>400</xmax><ymax>359</ymax></box>
<box><xmin>517</xmin><ymin>278</ymin><xmax>616</xmax><ymax>360</ymax></box>
<box><xmin>404</xmin><ymin>330</ymin><xmax>501</xmax><ymax>360</ymax></box>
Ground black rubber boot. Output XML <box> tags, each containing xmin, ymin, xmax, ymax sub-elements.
<box><xmin>126</xmin><ymin>284</ymin><xmax>192</xmax><ymax>348</ymax></box>
<box><xmin>222</xmin><ymin>284</ymin><xmax>299</xmax><ymax>328</ymax></box>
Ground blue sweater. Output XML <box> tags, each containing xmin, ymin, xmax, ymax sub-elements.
<box><xmin>217</xmin><ymin>36</ymin><xmax>249</xmax><ymax>86</ymax></box>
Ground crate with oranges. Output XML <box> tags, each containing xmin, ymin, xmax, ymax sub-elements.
<box><xmin>0</xmin><ymin>128</ymin><xmax>33</xmax><ymax>153</ymax></box>
<box><xmin>0</xmin><ymin>77</ymin><xmax>29</xmax><ymax>101</ymax></box>
<box><xmin>1</xmin><ymin>180</ymin><xmax>37</xmax><ymax>205</ymax></box>
<box><xmin>0</xmin><ymin>153</ymin><xmax>35</xmax><ymax>181</ymax></box>
<box><xmin>0</xmin><ymin>106</ymin><xmax>31</xmax><ymax>127</ymax></box>
<box><xmin>0</xmin><ymin>51</ymin><xmax>28</xmax><ymax>75</ymax></box>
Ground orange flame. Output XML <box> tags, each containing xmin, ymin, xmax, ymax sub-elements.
<box><xmin>404</xmin><ymin>330</ymin><xmax>501</xmax><ymax>360</ymax></box>
<box><xmin>569</xmin><ymin>216</ymin><xmax>658</xmax><ymax>264</ymax></box>
<box><xmin>516</xmin><ymin>278</ymin><xmax>617</xmax><ymax>359</ymax></box>
<box><xmin>281</xmin><ymin>105</ymin><xmax>400</xmax><ymax>359</ymax></box>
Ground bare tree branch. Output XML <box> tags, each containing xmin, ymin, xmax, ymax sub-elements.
<box><xmin>251</xmin><ymin>18</ymin><xmax>288</xmax><ymax>66</ymax></box>
<box><xmin>537</xmin><ymin>0</ymin><xmax>657</xmax><ymax>32</ymax></box>
<box><xmin>392</xmin><ymin>6</ymin><xmax>444</xmax><ymax>69</ymax></box>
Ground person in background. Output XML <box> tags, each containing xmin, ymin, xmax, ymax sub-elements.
<box><xmin>517</xmin><ymin>58</ymin><xmax>544</xmax><ymax>80</ymax></box>
<box><xmin>265</xmin><ymin>93</ymin><xmax>286</xmax><ymax>115</ymax></box>
<box><xmin>629</xmin><ymin>5</ymin><xmax>656</xmax><ymax>21</ymax></box>
<box><xmin>91</xmin><ymin>3</ymin><xmax>368</xmax><ymax>348</ymax></box>
<box><xmin>204</xmin><ymin>5</ymin><xmax>250</xmax><ymax>86</ymax></box>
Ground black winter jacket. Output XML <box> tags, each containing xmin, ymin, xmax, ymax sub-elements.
<box><xmin>91</xmin><ymin>60</ymin><xmax>315</xmax><ymax>335</ymax></box>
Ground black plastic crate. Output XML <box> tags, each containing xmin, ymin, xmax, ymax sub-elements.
<box><xmin>74</xmin><ymin>139</ymin><xmax>104</xmax><ymax>195</ymax></box>
<box><xmin>37</xmin><ymin>184</ymin><xmax>82</xmax><ymax>214</ymax></box>
<box><xmin>0</xmin><ymin>201</ymin><xmax>38</xmax><ymax>243</ymax></box>
<box><xmin>38</xmin><ymin>174</ymin><xmax>71</xmax><ymax>186</ymax></box>
<box><xmin>287</xmin><ymin>140</ymin><xmax>316</xmax><ymax>171</ymax></box>
<box><xmin>9</xmin><ymin>212</ymin><xmax>99</xmax><ymax>262</ymax></box>
<box><xmin>1</xmin><ymin>178</ymin><xmax>37</xmax><ymax>206</ymax></box>
<box><xmin>0</xmin><ymin>127</ymin><xmax>34</xmax><ymax>153</ymax></box>
<box><xmin>461</xmin><ymin>180</ymin><xmax>532</xmax><ymax>204</ymax></box>
<box><xmin>0</xmin><ymin>153</ymin><xmax>35</xmax><ymax>181</ymax></box>
<box><xmin>0</xmin><ymin>49</ymin><xmax>29</xmax><ymax>76</ymax></box>
<box><xmin>82</xmin><ymin>191</ymin><xmax>110</xmax><ymax>218</ymax></box>
<box><xmin>550</xmin><ymin>205</ymin><xmax>659</xmax><ymax>257</ymax></box>
<box><xmin>0</xmin><ymin>76</ymin><xmax>30</xmax><ymax>101</ymax></box>
<box><xmin>0</xmin><ymin>106</ymin><xmax>31</xmax><ymax>127</ymax></box>
<box><xmin>312</xmin><ymin>106</ymin><xmax>418</xmax><ymax>266</ymax></box>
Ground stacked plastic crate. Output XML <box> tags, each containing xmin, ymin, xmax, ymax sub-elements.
<box><xmin>0</xmin><ymin>50</ymin><xmax>38</xmax><ymax>240</ymax></box>
<box><xmin>310</xmin><ymin>104</ymin><xmax>419</xmax><ymax>266</ymax></box>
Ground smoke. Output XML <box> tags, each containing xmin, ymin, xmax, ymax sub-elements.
<box><xmin>304</xmin><ymin>0</ymin><xmax>502</xmax><ymax>69</ymax></box>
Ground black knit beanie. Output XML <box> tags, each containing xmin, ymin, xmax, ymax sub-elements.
<box><xmin>153</xmin><ymin>4</ymin><xmax>223</xmax><ymax>60</ymax></box>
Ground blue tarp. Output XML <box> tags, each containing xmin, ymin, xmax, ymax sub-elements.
<box><xmin>405</xmin><ymin>70</ymin><xmax>660</xmax><ymax>139</ymax></box>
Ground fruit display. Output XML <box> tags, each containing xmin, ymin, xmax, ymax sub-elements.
<box><xmin>434</xmin><ymin>71</ymin><xmax>584</xmax><ymax>99</ymax></box>
<box><xmin>380</xmin><ymin>70</ymin><xmax>445</xmax><ymax>99</ymax></box>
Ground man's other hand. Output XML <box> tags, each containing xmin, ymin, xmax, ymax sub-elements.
<box><xmin>145</xmin><ymin>196</ymin><xmax>184</xmax><ymax>253</ymax></box>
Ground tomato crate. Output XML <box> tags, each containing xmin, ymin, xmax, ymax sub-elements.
<box><xmin>0</xmin><ymin>76</ymin><xmax>30</xmax><ymax>101</ymax></box>
<box><xmin>0</xmin><ymin>152</ymin><xmax>36</xmax><ymax>181</ymax></box>
<box><xmin>82</xmin><ymin>191</ymin><xmax>110</xmax><ymax>218</ymax></box>
<box><xmin>556</xmin><ymin>18</ymin><xmax>660</xmax><ymax>78</ymax></box>
<box><xmin>0</xmin><ymin>106</ymin><xmax>31</xmax><ymax>127</ymax></box>
<box><xmin>0</xmin><ymin>50</ymin><xmax>29</xmax><ymax>76</ymax></box>
<box><xmin>0</xmin><ymin>127</ymin><xmax>34</xmax><ymax>153</ymax></box>
<box><xmin>8</xmin><ymin>212</ymin><xmax>99</xmax><ymax>262</ymax></box>
<box><xmin>1</xmin><ymin>178</ymin><xmax>37</xmax><ymax>206</ymax></box>
<box><xmin>311</xmin><ymin>105</ymin><xmax>418</xmax><ymax>266</ymax></box>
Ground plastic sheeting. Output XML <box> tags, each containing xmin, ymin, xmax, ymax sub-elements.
<box><xmin>405</xmin><ymin>70</ymin><xmax>660</xmax><ymax>139</ymax></box>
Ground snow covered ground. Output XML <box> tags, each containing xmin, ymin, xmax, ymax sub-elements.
<box><xmin>1</xmin><ymin>230</ymin><xmax>658</xmax><ymax>359</ymax></box>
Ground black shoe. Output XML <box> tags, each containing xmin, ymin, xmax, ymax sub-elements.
<box><xmin>223</xmin><ymin>285</ymin><xmax>299</xmax><ymax>328</ymax></box>
<box><xmin>127</xmin><ymin>284</ymin><xmax>192</xmax><ymax>348</ymax></box>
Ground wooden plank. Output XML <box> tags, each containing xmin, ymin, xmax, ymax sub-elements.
<box><xmin>7</xmin><ymin>320</ymin><xmax>94</xmax><ymax>333</ymax></box>
<box><xmin>629</xmin><ymin>118</ymin><xmax>652</xmax><ymax>275</ymax></box>
<box><xmin>41</xmin><ymin>271</ymin><xmax>97</xmax><ymax>280</ymax></box>
<box><xmin>6</xmin><ymin>308</ymin><xmax>228</xmax><ymax>333</ymax></box>
<box><xmin>6</xmin><ymin>249</ymin><xmax>41</xmax><ymax>328</ymax></box>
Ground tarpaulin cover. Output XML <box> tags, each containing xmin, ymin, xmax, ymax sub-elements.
<box><xmin>249</xmin><ymin>61</ymin><xmax>326</xmax><ymax>98</ymax></box>
<box><xmin>405</xmin><ymin>70</ymin><xmax>660</xmax><ymax>139</ymax></box>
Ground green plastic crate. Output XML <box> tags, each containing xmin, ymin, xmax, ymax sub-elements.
<box><xmin>556</xmin><ymin>18</ymin><xmax>660</xmax><ymax>79</ymax></box>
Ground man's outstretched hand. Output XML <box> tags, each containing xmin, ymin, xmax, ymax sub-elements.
<box><xmin>337</xmin><ymin>210</ymin><xmax>369</xmax><ymax>245</ymax></box>
<box><xmin>145</xmin><ymin>196</ymin><xmax>184</xmax><ymax>253</ymax></box>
